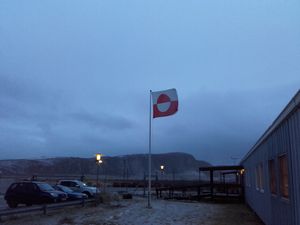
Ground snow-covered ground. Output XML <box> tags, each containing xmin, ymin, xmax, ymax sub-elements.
<box><xmin>1</xmin><ymin>197</ymin><xmax>263</xmax><ymax>225</ymax></box>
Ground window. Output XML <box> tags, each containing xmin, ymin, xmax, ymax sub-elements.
<box><xmin>69</xmin><ymin>182</ymin><xmax>77</xmax><ymax>187</ymax></box>
<box><xmin>268</xmin><ymin>159</ymin><xmax>276</xmax><ymax>194</ymax></box>
<box><xmin>37</xmin><ymin>183</ymin><xmax>55</xmax><ymax>191</ymax></box>
<box><xmin>24</xmin><ymin>183</ymin><xmax>34</xmax><ymax>192</ymax></box>
<box><xmin>279</xmin><ymin>154</ymin><xmax>289</xmax><ymax>198</ymax></box>
<box><xmin>15</xmin><ymin>183</ymin><xmax>25</xmax><ymax>192</ymax></box>
<box><xmin>8</xmin><ymin>183</ymin><xmax>18</xmax><ymax>192</ymax></box>
<box><xmin>60</xmin><ymin>181</ymin><xmax>71</xmax><ymax>186</ymax></box>
<box><xmin>244</xmin><ymin>169</ymin><xmax>247</xmax><ymax>186</ymax></box>
<box><xmin>248</xmin><ymin>169</ymin><xmax>251</xmax><ymax>187</ymax></box>
<box><xmin>255</xmin><ymin>166</ymin><xmax>259</xmax><ymax>189</ymax></box>
<box><xmin>255</xmin><ymin>163</ymin><xmax>264</xmax><ymax>191</ymax></box>
<box><xmin>259</xmin><ymin>163</ymin><xmax>264</xmax><ymax>191</ymax></box>
<box><xmin>245</xmin><ymin>169</ymin><xmax>251</xmax><ymax>187</ymax></box>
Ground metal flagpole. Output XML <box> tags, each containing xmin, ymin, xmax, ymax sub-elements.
<box><xmin>148</xmin><ymin>90</ymin><xmax>152</xmax><ymax>208</ymax></box>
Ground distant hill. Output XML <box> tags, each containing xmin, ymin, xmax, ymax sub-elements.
<box><xmin>0</xmin><ymin>152</ymin><xmax>211</xmax><ymax>179</ymax></box>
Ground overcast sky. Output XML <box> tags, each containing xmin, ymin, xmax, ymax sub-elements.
<box><xmin>0</xmin><ymin>0</ymin><xmax>299</xmax><ymax>164</ymax></box>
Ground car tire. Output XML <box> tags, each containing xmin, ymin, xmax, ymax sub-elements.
<box><xmin>83</xmin><ymin>191</ymin><xmax>92</xmax><ymax>198</ymax></box>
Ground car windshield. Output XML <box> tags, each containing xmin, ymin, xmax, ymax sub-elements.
<box><xmin>57</xmin><ymin>185</ymin><xmax>73</xmax><ymax>193</ymax></box>
<box><xmin>37</xmin><ymin>183</ymin><xmax>55</xmax><ymax>191</ymax></box>
<box><xmin>77</xmin><ymin>181</ymin><xmax>87</xmax><ymax>187</ymax></box>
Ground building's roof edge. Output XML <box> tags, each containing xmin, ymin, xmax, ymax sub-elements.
<box><xmin>240</xmin><ymin>89</ymin><xmax>300</xmax><ymax>164</ymax></box>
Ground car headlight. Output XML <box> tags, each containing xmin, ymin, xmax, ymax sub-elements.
<box><xmin>50</xmin><ymin>193</ymin><xmax>58</xmax><ymax>197</ymax></box>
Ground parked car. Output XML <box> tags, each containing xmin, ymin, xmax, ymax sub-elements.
<box><xmin>53</xmin><ymin>184</ymin><xmax>88</xmax><ymax>201</ymax></box>
<box><xmin>57</xmin><ymin>180</ymin><xmax>98</xmax><ymax>197</ymax></box>
<box><xmin>5</xmin><ymin>181</ymin><xmax>67</xmax><ymax>208</ymax></box>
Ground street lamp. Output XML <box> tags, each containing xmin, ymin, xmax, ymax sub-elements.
<box><xmin>95</xmin><ymin>154</ymin><xmax>103</xmax><ymax>197</ymax></box>
<box><xmin>160</xmin><ymin>165</ymin><xmax>165</xmax><ymax>183</ymax></box>
<box><xmin>160</xmin><ymin>165</ymin><xmax>165</xmax><ymax>177</ymax></box>
<box><xmin>240</xmin><ymin>169</ymin><xmax>245</xmax><ymax>175</ymax></box>
<box><xmin>96</xmin><ymin>153</ymin><xmax>103</xmax><ymax>164</ymax></box>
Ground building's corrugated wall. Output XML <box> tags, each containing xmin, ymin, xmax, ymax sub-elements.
<box><xmin>287</xmin><ymin>108</ymin><xmax>300</xmax><ymax>225</ymax></box>
<box><xmin>242</xmin><ymin>103</ymin><xmax>300</xmax><ymax>225</ymax></box>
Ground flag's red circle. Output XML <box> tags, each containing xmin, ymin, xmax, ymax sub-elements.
<box><xmin>157</xmin><ymin>94</ymin><xmax>170</xmax><ymax>104</ymax></box>
<box><xmin>157</xmin><ymin>94</ymin><xmax>171</xmax><ymax>112</ymax></box>
<box><xmin>152</xmin><ymin>89</ymin><xmax>178</xmax><ymax>118</ymax></box>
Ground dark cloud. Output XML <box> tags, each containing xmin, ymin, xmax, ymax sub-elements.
<box><xmin>68</xmin><ymin>111</ymin><xmax>134</xmax><ymax>130</ymax></box>
<box><xmin>0</xmin><ymin>75</ymin><xmax>48</xmax><ymax>104</ymax></box>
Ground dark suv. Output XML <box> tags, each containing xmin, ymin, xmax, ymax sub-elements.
<box><xmin>5</xmin><ymin>181</ymin><xmax>67</xmax><ymax>208</ymax></box>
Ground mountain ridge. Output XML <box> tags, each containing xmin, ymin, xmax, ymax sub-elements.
<box><xmin>0</xmin><ymin>152</ymin><xmax>211</xmax><ymax>179</ymax></box>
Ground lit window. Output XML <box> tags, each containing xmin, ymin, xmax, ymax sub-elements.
<box><xmin>259</xmin><ymin>163</ymin><xmax>264</xmax><ymax>191</ymax></box>
<box><xmin>255</xmin><ymin>163</ymin><xmax>264</xmax><ymax>191</ymax></box>
<box><xmin>268</xmin><ymin>159</ymin><xmax>276</xmax><ymax>194</ymax></box>
<box><xmin>279</xmin><ymin>154</ymin><xmax>289</xmax><ymax>198</ymax></box>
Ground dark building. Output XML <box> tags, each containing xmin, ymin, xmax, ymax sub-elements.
<box><xmin>241</xmin><ymin>90</ymin><xmax>300</xmax><ymax>225</ymax></box>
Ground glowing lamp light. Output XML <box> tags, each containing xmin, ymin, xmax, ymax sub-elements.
<box><xmin>96</xmin><ymin>153</ymin><xmax>102</xmax><ymax>163</ymax></box>
<box><xmin>160</xmin><ymin>165</ymin><xmax>164</xmax><ymax>170</ymax></box>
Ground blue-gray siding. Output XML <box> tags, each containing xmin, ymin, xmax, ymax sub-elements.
<box><xmin>242</xmin><ymin>106</ymin><xmax>300</xmax><ymax>225</ymax></box>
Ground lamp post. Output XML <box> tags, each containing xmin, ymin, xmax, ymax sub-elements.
<box><xmin>160</xmin><ymin>165</ymin><xmax>165</xmax><ymax>175</ymax></box>
<box><xmin>160</xmin><ymin>165</ymin><xmax>165</xmax><ymax>174</ymax></box>
<box><xmin>160</xmin><ymin>165</ymin><xmax>165</xmax><ymax>182</ymax></box>
<box><xmin>95</xmin><ymin>154</ymin><xmax>103</xmax><ymax>197</ymax></box>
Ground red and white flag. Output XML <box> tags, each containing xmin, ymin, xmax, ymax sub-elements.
<box><xmin>152</xmin><ymin>88</ymin><xmax>178</xmax><ymax>118</ymax></box>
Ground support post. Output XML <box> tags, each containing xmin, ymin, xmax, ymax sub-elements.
<box><xmin>148</xmin><ymin>90</ymin><xmax>152</xmax><ymax>208</ymax></box>
<box><xmin>96</xmin><ymin>163</ymin><xmax>99</xmax><ymax>191</ymax></box>
<box><xmin>43</xmin><ymin>204</ymin><xmax>47</xmax><ymax>215</ymax></box>
<box><xmin>96</xmin><ymin>163</ymin><xmax>99</xmax><ymax>204</ymax></box>
<box><xmin>143</xmin><ymin>172</ymin><xmax>146</xmax><ymax>197</ymax></box>
<box><xmin>210</xmin><ymin>169</ymin><xmax>214</xmax><ymax>199</ymax></box>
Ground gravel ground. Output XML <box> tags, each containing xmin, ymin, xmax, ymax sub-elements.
<box><xmin>1</xmin><ymin>197</ymin><xmax>264</xmax><ymax>225</ymax></box>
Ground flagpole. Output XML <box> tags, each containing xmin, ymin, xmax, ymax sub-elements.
<box><xmin>148</xmin><ymin>90</ymin><xmax>152</xmax><ymax>208</ymax></box>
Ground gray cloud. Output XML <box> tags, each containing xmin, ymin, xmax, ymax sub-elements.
<box><xmin>0</xmin><ymin>77</ymin><xmax>299</xmax><ymax>164</ymax></box>
<box><xmin>68</xmin><ymin>111</ymin><xmax>134</xmax><ymax>130</ymax></box>
<box><xmin>0</xmin><ymin>75</ymin><xmax>137</xmax><ymax>159</ymax></box>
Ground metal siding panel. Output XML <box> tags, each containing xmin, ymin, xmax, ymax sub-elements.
<box><xmin>287</xmin><ymin>109</ymin><xmax>300</xmax><ymax>225</ymax></box>
<box><xmin>281</xmin><ymin>122</ymin><xmax>294</xmax><ymax>225</ymax></box>
<box><xmin>270</xmin><ymin>122</ymin><xmax>293</xmax><ymax>225</ymax></box>
<box><xmin>243</xmin><ymin>142</ymin><xmax>271</xmax><ymax>224</ymax></box>
<box><xmin>242</xmin><ymin>110</ymin><xmax>300</xmax><ymax>225</ymax></box>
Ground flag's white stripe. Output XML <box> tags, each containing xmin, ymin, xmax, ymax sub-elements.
<box><xmin>151</xmin><ymin>88</ymin><xmax>178</xmax><ymax>103</ymax></box>
<box><xmin>157</xmin><ymin>102</ymin><xmax>171</xmax><ymax>112</ymax></box>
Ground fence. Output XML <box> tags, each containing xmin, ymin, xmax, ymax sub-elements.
<box><xmin>0</xmin><ymin>198</ymin><xmax>95</xmax><ymax>221</ymax></box>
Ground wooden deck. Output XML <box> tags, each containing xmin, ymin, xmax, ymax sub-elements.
<box><xmin>156</xmin><ymin>165</ymin><xmax>245</xmax><ymax>202</ymax></box>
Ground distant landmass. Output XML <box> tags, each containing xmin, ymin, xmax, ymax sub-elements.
<box><xmin>0</xmin><ymin>152</ymin><xmax>211</xmax><ymax>180</ymax></box>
